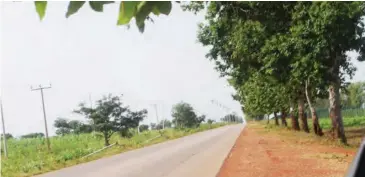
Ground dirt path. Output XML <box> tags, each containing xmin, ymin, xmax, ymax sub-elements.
<box><xmin>217</xmin><ymin>124</ymin><xmax>357</xmax><ymax>177</ymax></box>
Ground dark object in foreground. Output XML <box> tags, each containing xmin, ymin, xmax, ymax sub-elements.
<box><xmin>346</xmin><ymin>139</ymin><xmax>365</xmax><ymax>177</ymax></box>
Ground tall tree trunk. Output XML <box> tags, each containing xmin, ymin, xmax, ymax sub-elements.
<box><xmin>267</xmin><ymin>115</ymin><xmax>270</xmax><ymax>124</ymax></box>
<box><xmin>328</xmin><ymin>56</ymin><xmax>347</xmax><ymax>144</ymax></box>
<box><xmin>329</xmin><ymin>83</ymin><xmax>347</xmax><ymax>143</ymax></box>
<box><xmin>103</xmin><ymin>132</ymin><xmax>110</xmax><ymax>146</ymax></box>
<box><xmin>298</xmin><ymin>96</ymin><xmax>310</xmax><ymax>133</ymax></box>
<box><xmin>281</xmin><ymin>109</ymin><xmax>288</xmax><ymax>127</ymax></box>
<box><xmin>274</xmin><ymin>112</ymin><xmax>279</xmax><ymax>126</ymax></box>
<box><xmin>305</xmin><ymin>80</ymin><xmax>323</xmax><ymax>136</ymax></box>
<box><xmin>290</xmin><ymin>107</ymin><xmax>300</xmax><ymax>131</ymax></box>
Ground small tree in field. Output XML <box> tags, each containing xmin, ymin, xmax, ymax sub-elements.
<box><xmin>207</xmin><ymin>119</ymin><xmax>215</xmax><ymax>128</ymax></box>
<box><xmin>74</xmin><ymin>94</ymin><xmax>147</xmax><ymax>146</ymax></box>
<box><xmin>207</xmin><ymin>119</ymin><xmax>215</xmax><ymax>124</ymax></box>
<box><xmin>171</xmin><ymin>102</ymin><xmax>205</xmax><ymax>128</ymax></box>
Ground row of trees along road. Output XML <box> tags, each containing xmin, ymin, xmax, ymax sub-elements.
<box><xmin>32</xmin><ymin>2</ymin><xmax>364</xmax><ymax>144</ymax></box>
<box><xmin>182</xmin><ymin>1</ymin><xmax>365</xmax><ymax>144</ymax></box>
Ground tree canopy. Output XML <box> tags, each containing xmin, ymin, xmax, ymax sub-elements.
<box><xmin>74</xmin><ymin>94</ymin><xmax>147</xmax><ymax>146</ymax></box>
<box><xmin>184</xmin><ymin>1</ymin><xmax>365</xmax><ymax>143</ymax></box>
<box><xmin>53</xmin><ymin>118</ymin><xmax>93</xmax><ymax>136</ymax></box>
<box><xmin>171</xmin><ymin>102</ymin><xmax>205</xmax><ymax>128</ymax></box>
<box><xmin>21</xmin><ymin>132</ymin><xmax>45</xmax><ymax>139</ymax></box>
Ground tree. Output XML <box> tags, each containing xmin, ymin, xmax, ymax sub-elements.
<box><xmin>119</xmin><ymin>109</ymin><xmax>148</xmax><ymax>137</ymax></box>
<box><xmin>343</xmin><ymin>82</ymin><xmax>365</xmax><ymax>108</ymax></box>
<box><xmin>139</xmin><ymin>124</ymin><xmax>149</xmax><ymax>132</ymax></box>
<box><xmin>33</xmin><ymin>1</ymin><xmax>174</xmax><ymax>33</ymax></box>
<box><xmin>207</xmin><ymin>119</ymin><xmax>215</xmax><ymax>124</ymax></box>
<box><xmin>74</xmin><ymin>94</ymin><xmax>147</xmax><ymax>146</ymax></box>
<box><xmin>185</xmin><ymin>2</ymin><xmax>365</xmax><ymax>143</ymax></box>
<box><xmin>54</xmin><ymin>118</ymin><xmax>93</xmax><ymax>136</ymax></box>
<box><xmin>171</xmin><ymin>102</ymin><xmax>204</xmax><ymax>128</ymax></box>
<box><xmin>0</xmin><ymin>133</ymin><xmax>13</xmax><ymax>140</ymax></box>
<box><xmin>21</xmin><ymin>132</ymin><xmax>44</xmax><ymax>139</ymax></box>
<box><xmin>54</xmin><ymin>118</ymin><xmax>71</xmax><ymax>136</ymax></box>
<box><xmin>221</xmin><ymin>114</ymin><xmax>243</xmax><ymax>123</ymax></box>
<box><xmin>290</xmin><ymin>2</ymin><xmax>365</xmax><ymax>143</ymax></box>
<box><xmin>155</xmin><ymin>119</ymin><xmax>172</xmax><ymax>130</ymax></box>
<box><xmin>150</xmin><ymin>123</ymin><xmax>157</xmax><ymax>130</ymax></box>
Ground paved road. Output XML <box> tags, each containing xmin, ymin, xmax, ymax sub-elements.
<box><xmin>36</xmin><ymin>124</ymin><xmax>244</xmax><ymax>177</ymax></box>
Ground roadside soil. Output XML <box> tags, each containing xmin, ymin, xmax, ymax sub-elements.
<box><xmin>217</xmin><ymin>123</ymin><xmax>358</xmax><ymax>177</ymax></box>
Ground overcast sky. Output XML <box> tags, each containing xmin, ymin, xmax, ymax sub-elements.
<box><xmin>0</xmin><ymin>2</ymin><xmax>244</xmax><ymax>137</ymax></box>
<box><xmin>1</xmin><ymin>2</ymin><xmax>364</xmax><ymax>137</ymax></box>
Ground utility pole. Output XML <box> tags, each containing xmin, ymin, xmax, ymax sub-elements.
<box><xmin>89</xmin><ymin>93</ymin><xmax>96</xmax><ymax>135</ymax></box>
<box><xmin>161</xmin><ymin>104</ymin><xmax>165</xmax><ymax>130</ymax></box>
<box><xmin>31</xmin><ymin>84</ymin><xmax>51</xmax><ymax>151</ymax></box>
<box><xmin>152</xmin><ymin>104</ymin><xmax>160</xmax><ymax>130</ymax></box>
<box><xmin>0</xmin><ymin>98</ymin><xmax>8</xmax><ymax>158</ymax></box>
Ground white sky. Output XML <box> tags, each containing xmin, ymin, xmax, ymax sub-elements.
<box><xmin>0</xmin><ymin>2</ymin><xmax>244</xmax><ymax>137</ymax></box>
<box><xmin>0</xmin><ymin>2</ymin><xmax>364</xmax><ymax>137</ymax></box>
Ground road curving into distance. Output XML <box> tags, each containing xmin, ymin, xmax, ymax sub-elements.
<box><xmin>35</xmin><ymin>124</ymin><xmax>245</xmax><ymax>177</ymax></box>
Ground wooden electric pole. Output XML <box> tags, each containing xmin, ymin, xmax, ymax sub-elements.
<box><xmin>1</xmin><ymin>98</ymin><xmax>8</xmax><ymax>158</ymax></box>
<box><xmin>31</xmin><ymin>84</ymin><xmax>52</xmax><ymax>150</ymax></box>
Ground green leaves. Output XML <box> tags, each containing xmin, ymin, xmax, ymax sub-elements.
<box><xmin>153</xmin><ymin>2</ymin><xmax>172</xmax><ymax>15</ymax></box>
<box><xmin>89</xmin><ymin>1</ymin><xmax>114</xmax><ymax>12</ymax></box>
<box><xmin>117</xmin><ymin>1</ymin><xmax>173</xmax><ymax>32</ymax></box>
<box><xmin>66</xmin><ymin>1</ymin><xmax>86</xmax><ymax>18</ymax></box>
<box><xmin>34</xmin><ymin>1</ymin><xmax>173</xmax><ymax>33</ymax></box>
<box><xmin>66</xmin><ymin>1</ymin><xmax>114</xmax><ymax>18</ymax></box>
<box><xmin>34</xmin><ymin>1</ymin><xmax>47</xmax><ymax>20</ymax></box>
<box><xmin>117</xmin><ymin>1</ymin><xmax>139</xmax><ymax>25</ymax></box>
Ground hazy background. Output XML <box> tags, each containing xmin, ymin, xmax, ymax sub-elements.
<box><xmin>1</xmin><ymin>2</ymin><xmax>364</xmax><ymax>137</ymax></box>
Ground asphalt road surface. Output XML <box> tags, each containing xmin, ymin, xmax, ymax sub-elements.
<box><xmin>35</xmin><ymin>124</ymin><xmax>244</xmax><ymax>177</ymax></box>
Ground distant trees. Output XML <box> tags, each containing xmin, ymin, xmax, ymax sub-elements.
<box><xmin>171</xmin><ymin>102</ymin><xmax>205</xmax><ymax>128</ymax></box>
<box><xmin>54</xmin><ymin>118</ymin><xmax>93</xmax><ymax>136</ymax></box>
<box><xmin>139</xmin><ymin>124</ymin><xmax>149</xmax><ymax>132</ymax></box>
<box><xmin>74</xmin><ymin>94</ymin><xmax>147</xmax><ymax>146</ymax></box>
<box><xmin>221</xmin><ymin>114</ymin><xmax>244</xmax><ymax>123</ymax></box>
<box><xmin>342</xmin><ymin>82</ymin><xmax>365</xmax><ymax>108</ymax></box>
<box><xmin>160</xmin><ymin>119</ymin><xmax>172</xmax><ymax>129</ymax></box>
<box><xmin>152</xmin><ymin>120</ymin><xmax>173</xmax><ymax>130</ymax></box>
<box><xmin>0</xmin><ymin>133</ymin><xmax>13</xmax><ymax>140</ymax></box>
<box><xmin>150</xmin><ymin>123</ymin><xmax>157</xmax><ymax>130</ymax></box>
<box><xmin>21</xmin><ymin>133</ymin><xmax>44</xmax><ymax>139</ymax></box>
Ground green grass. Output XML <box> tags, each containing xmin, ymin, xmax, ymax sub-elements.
<box><xmin>316</xmin><ymin>116</ymin><xmax>365</xmax><ymax>129</ymax></box>
<box><xmin>1</xmin><ymin>123</ymin><xmax>229</xmax><ymax>177</ymax></box>
<box><xmin>261</xmin><ymin>116</ymin><xmax>365</xmax><ymax>148</ymax></box>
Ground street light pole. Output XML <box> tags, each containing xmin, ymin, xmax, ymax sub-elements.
<box><xmin>0</xmin><ymin>98</ymin><xmax>8</xmax><ymax>158</ymax></box>
<box><xmin>31</xmin><ymin>84</ymin><xmax>52</xmax><ymax>151</ymax></box>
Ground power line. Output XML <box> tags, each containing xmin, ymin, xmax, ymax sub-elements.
<box><xmin>31</xmin><ymin>84</ymin><xmax>52</xmax><ymax>151</ymax></box>
<box><xmin>1</xmin><ymin>98</ymin><xmax>8</xmax><ymax>158</ymax></box>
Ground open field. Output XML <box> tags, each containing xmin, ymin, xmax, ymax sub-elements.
<box><xmin>1</xmin><ymin>123</ymin><xmax>228</xmax><ymax>177</ymax></box>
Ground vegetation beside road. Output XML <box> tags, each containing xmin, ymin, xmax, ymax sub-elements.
<box><xmin>260</xmin><ymin>116</ymin><xmax>365</xmax><ymax>148</ymax></box>
<box><xmin>1</xmin><ymin>122</ymin><xmax>231</xmax><ymax>177</ymax></box>
<box><xmin>1</xmin><ymin>93</ymin><xmax>243</xmax><ymax>177</ymax></box>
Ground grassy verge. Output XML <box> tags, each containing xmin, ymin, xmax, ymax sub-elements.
<box><xmin>255</xmin><ymin>116</ymin><xmax>365</xmax><ymax>149</ymax></box>
<box><xmin>1</xmin><ymin>123</ymin><xmax>229</xmax><ymax>177</ymax></box>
